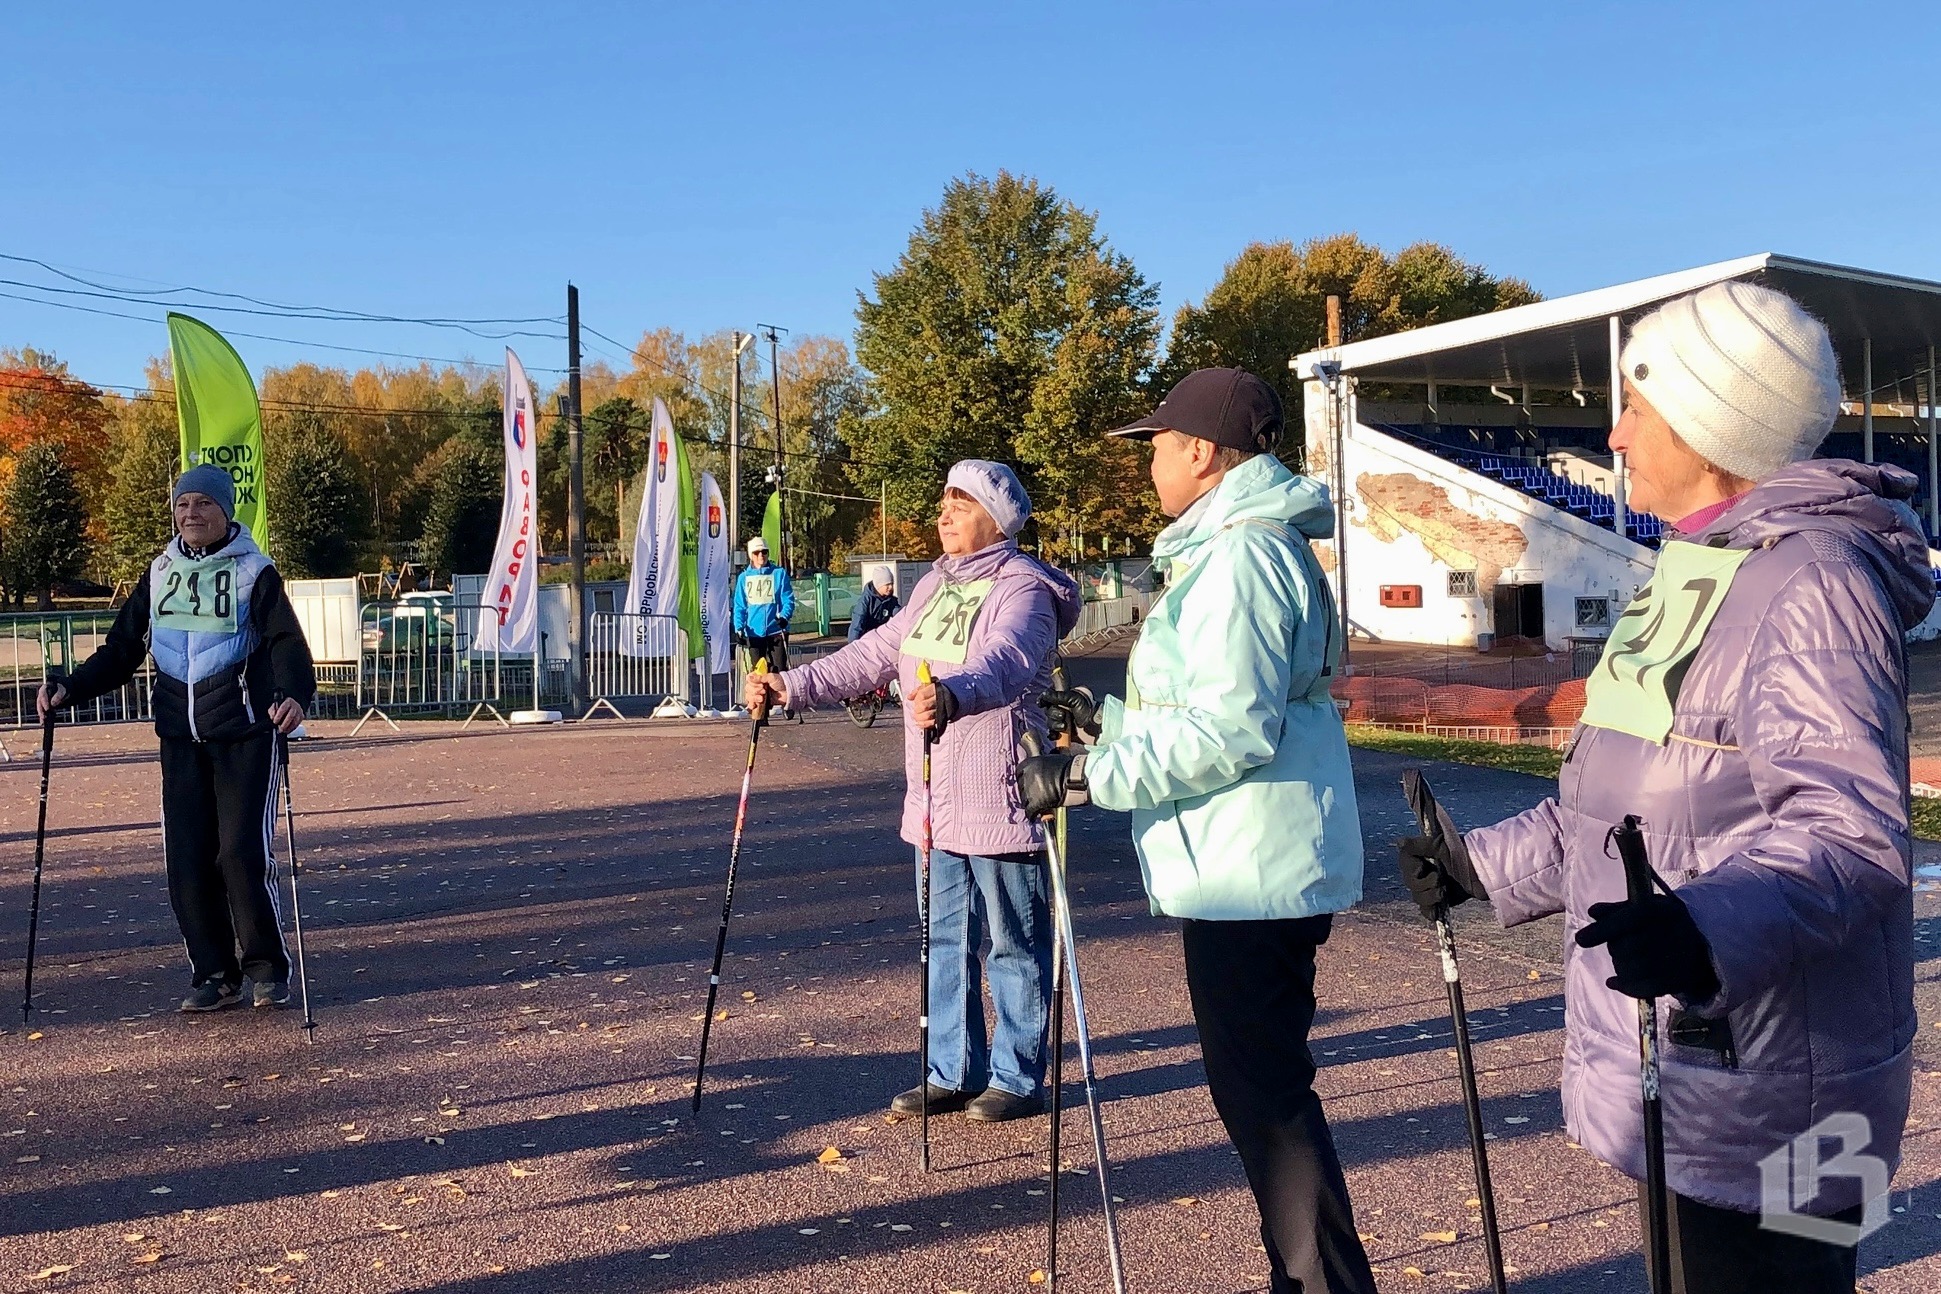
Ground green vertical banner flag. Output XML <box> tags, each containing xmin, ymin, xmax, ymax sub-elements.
<box><xmin>761</xmin><ymin>490</ymin><xmax>783</xmax><ymax>565</ymax></box>
<box><xmin>675</xmin><ymin>432</ymin><xmax>705</xmax><ymax>660</ymax></box>
<box><xmin>167</xmin><ymin>313</ymin><xmax>267</xmax><ymax>543</ymax></box>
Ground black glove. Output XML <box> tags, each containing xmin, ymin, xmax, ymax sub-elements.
<box><xmin>923</xmin><ymin>679</ymin><xmax>962</xmax><ymax>740</ymax></box>
<box><xmin>1576</xmin><ymin>891</ymin><xmax>1720</xmax><ymax>1002</ymax></box>
<box><xmin>1039</xmin><ymin>687</ymin><xmax>1101</xmax><ymax>745</ymax></box>
<box><xmin>1397</xmin><ymin>769</ymin><xmax>1485</xmax><ymax>920</ymax></box>
<box><xmin>1398</xmin><ymin>833</ymin><xmax>1486</xmax><ymax>918</ymax></box>
<box><xmin>731</xmin><ymin>630</ymin><xmax>747</xmax><ymax>648</ymax></box>
<box><xmin>1017</xmin><ymin>752</ymin><xmax>1088</xmax><ymax>818</ymax></box>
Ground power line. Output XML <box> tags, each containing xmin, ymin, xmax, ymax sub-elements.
<box><xmin>2</xmin><ymin>288</ymin><xmax>568</xmax><ymax>371</ymax></box>
<box><xmin>0</xmin><ymin>276</ymin><xmax>563</xmax><ymax>341</ymax></box>
<box><xmin>0</xmin><ymin>251</ymin><xmax>564</xmax><ymax>327</ymax></box>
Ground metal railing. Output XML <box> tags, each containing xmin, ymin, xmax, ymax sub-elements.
<box><xmin>0</xmin><ymin>610</ymin><xmax>156</xmax><ymax>730</ymax></box>
<box><xmin>585</xmin><ymin>612</ymin><xmax>690</xmax><ymax>715</ymax></box>
<box><xmin>354</xmin><ymin>597</ymin><xmax>537</xmax><ymax>731</ymax></box>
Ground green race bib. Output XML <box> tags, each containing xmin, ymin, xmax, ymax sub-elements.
<box><xmin>900</xmin><ymin>579</ymin><xmax>996</xmax><ymax>666</ymax></box>
<box><xmin>1579</xmin><ymin>540</ymin><xmax>1750</xmax><ymax>744</ymax></box>
<box><xmin>153</xmin><ymin>554</ymin><xmax>241</xmax><ymax>635</ymax></box>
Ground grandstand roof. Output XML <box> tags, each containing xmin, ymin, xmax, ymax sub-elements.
<box><xmin>1294</xmin><ymin>254</ymin><xmax>1941</xmax><ymax>396</ymax></box>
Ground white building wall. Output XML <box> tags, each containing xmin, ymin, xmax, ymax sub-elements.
<box><xmin>1303</xmin><ymin>380</ymin><xmax>1656</xmax><ymax>652</ymax></box>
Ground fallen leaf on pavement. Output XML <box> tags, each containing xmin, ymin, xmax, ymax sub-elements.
<box><xmin>1420</xmin><ymin>1230</ymin><xmax>1459</xmax><ymax>1243</ymax></box>
<box><xmin>1171</xmin><ymin>1197</ymin><xmax>1199</xmax><ymax>1207</ymax></box>
<box><xmin>27</xmin><ymin>1267</ymin><xmax>74</xmax><ymax>1281</ymax></box>
<box><xmin>132</xmin><ymin>1253</ymin><xmax>167</xmax><ymax>1265</ymax></box>
<box><xmin>509</xmin><ymin>1166</ymin><xmax>535</xmax><ymax>1178</ymax></box>
<box><xmin>816</xmin><ymin>1146</ymin><xmax>843</xmax><ymax>1164</ymax></box>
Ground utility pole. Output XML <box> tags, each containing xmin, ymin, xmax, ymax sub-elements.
<box><xmin>728</xmin><ymin>330</ymin><xmax>754</xmax><ymax>559</ymax></box>
<box><xmin>566</xmin><ymin>283</ymin><xmax>586</xmax><ymax>714</ymax></box>
<box><xmin>760</xmin><ymin>324</ymin><xmax>789</xmax><ymax>568</ymax></box>
<box><xmin>1324</xmin><ymin>294</ymin><xmax>1350</xmax><ymax>672</ymax></box>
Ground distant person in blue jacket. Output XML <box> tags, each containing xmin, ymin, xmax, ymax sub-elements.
<box><xmin>733</xmin><ymin>536</ymin><xmax>796</xmax><ymax>714</ymax></box>
<box><xmin>847</xmin><ymin>566</ymin><xmax>900</xmax><ymax>642</ymax></box>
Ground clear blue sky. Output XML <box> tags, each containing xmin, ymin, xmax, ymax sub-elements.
<box><xmin>6</xmin><ymin>0</ymin><xmax>1938</xmax><ymax>391</ymax></box>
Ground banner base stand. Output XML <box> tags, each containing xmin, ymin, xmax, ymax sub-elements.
<box><xmin>651</xmin><ymin>696</ymin><xmax>696</xmax><ymax>719</ymax></box>
<box><xmin>461</xmin><ymin>702</ymin><xmax>512</xmax><ymax>732</ymax></box>
<box><xmin>580</xmin><ymin>699</ymin><xmax>626</xmax><ymax>723</ymax></box>
<box><xmin>349</xmin><ymin>707</ymin><xmax>402</xmax><ymax>738</ymax></box>
<box><xmin>509</xmin><ymin>709</ymin><xmax>563</xmax><ymax>725</ymax></box>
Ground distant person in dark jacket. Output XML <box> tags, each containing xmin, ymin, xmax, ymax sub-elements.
<box><xmin>39</xmin><ymin>465</ymin><xmax>316</xmax><ymax>1015</ymax></box>
<box><xmin>847</xmin><ymin>567</ymin><xmax>901</xmax><ymax>642</ymax></box>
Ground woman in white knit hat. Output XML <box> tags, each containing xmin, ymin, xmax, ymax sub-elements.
<box><xmin>1401</xmin><ymin>280</ymin><xmax>1933</xmax><ymax>1292</ymax></box>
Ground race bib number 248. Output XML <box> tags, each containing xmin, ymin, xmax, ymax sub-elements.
<box><xmin>153</xmin><ymin>555</ymin><xmax>240</xmax><ymax>635</ymax></box>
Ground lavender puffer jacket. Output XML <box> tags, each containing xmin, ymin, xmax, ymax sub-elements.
<box><xmin>1465</xmin><ymin>460</ymin><xmax>1933</xmax><ymax>1215</ymax></box>
<box><xmin>780</xmin><ymin>541</ymin><xmax>1082</xmax><ymax>857</ymax></box>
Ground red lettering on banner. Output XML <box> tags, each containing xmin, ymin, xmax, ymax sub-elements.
<box><xmin>520</xmin><ymin>469</ymin><xmax>530</xmax><ymax>485</ymax></box>
<box><xmin>509</xmin><ymin>560</ymin><xmax>521</xmax><ymax>577</ymax></box>
<box><xmin>513</xmin><ymin>539</ymin><xmax>527</xmax><ymax>559</ymax></box>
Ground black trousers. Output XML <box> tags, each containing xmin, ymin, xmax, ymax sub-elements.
<box><xmin>1656</xmin><ymin>1184</ymin><xmax>1863</xmax><ymax>1294</ymax></box>
<box><xmin>745</xmin><ymin>632</ymin><xmax>789</xmax><ymax>676</ymax></box>
<box><xmin>1181</xmin><ymin>916</ymin><xmax>1378</xmax><ymax>1294</ymax></box>
<box><xmin>159</xmin><ymin>732</ymin><xmax>289</xmax><ymax>987</ymax></box>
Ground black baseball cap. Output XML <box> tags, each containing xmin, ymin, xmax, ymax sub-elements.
<box><xmin>1106</xmin><ymin>367</ymin><xmax>1282</xmax><ymax>453</ymax></box>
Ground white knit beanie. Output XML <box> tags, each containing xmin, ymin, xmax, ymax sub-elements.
<box><xmin>1619</xmin><ymin>280</ymin><xmax>1842</xmax><ymax>482</ymax></box>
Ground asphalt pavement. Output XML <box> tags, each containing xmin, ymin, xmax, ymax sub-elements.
<box><xmin>0</xmin><ymin>674</ymin><xmax>1935</xmax><ymax>1293</ymax></box>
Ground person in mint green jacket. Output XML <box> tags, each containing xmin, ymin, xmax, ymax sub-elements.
<box><xmin>1019</xmin><ymin>368</ymin><xmax>1374</xmax><ymax>1294</ymax></box>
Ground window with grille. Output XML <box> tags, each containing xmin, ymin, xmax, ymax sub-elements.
<box><xmin>1447</xmin><ymin>570</ymin><xmax>1478</xmax><ymax>598</ymax></box>
<box><xmin>1576</xmin><ymin>597</ymin><xmax>1610</xmax><ymax>628</ymax></box>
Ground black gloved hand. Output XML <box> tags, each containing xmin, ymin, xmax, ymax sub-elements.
<box><xmin>731</xmin><ymin>630</ymin><xmax>747</xmax><ymax>649</ymax></box>
<box><xmin>1017</xmin><ymin>752</ymin><xmax>1087</xmax><ymax>818</ymax></box>
<box><xmin>1039</xmin><ymin>687</ymin><xmax>1101</xmax><ymax>745</ymax></box>
<box><xmin>1397</xmin><ymin>826</ymin><xmax>1485</xmax><ymax>920</ymax></box>
<box><xmin>1576</xmin><ymin>891</ymin><xmax>1720</xmax><ymax>1002</ymax></box>
<box><xmin>923</xmin><ymin>680</ymin><xmax>961</xmax><ymax>740</ymax></box>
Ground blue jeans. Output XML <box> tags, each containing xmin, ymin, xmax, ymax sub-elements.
<box><xmin>918</xmin><ymin>847</ymin><xmax>1052</xmax><ymax>1097</ymax></box>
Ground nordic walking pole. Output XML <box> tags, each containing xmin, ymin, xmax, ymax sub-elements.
<box><xmin>272</xmin><ymin>694</ymin><xmax>317</xmax><ymax>1043</ymax></box>
<box><xmin>692</xmin><ymin>660</ymin><xmax>770</xmax><ymax>1112</ymax></box>
<box><xmin>1610</xmin><ymin>815</ymin><xmax>1672</xmax><ymax>1294</ymax></box>
<box><xmin>1401</xmin><ymin>770</ymin><xmax>1508</xmax><ymax>1294</ymax></box>
<box><xmin>1045</xmin><ymin>661</ymin><xmax>1074</xmax><ymax>1291</ymax></box>
<box><xmin>1023</xmin><ymin>729</ymin><xmax>1128</xmax><ymax>1294</ymax></box>
<box><xmin>20</xmin><ymin>710</ymin><xmax>54</xmax><ymax>1025</ymax></box>
<box><xmin>916</xmin><ymin>659</ymin><xmax>937</xmax><ymax>1172</ymax></box>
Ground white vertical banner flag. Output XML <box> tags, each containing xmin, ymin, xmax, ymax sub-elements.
<box><xmin>620</xmin><ymin>396</ymin><xmax>682</xmax><ymax>656</ymax></box>
<box><xmin>475</xmin><ymin>348</ymin><xmax>538</xmax><ymax>654</ymax></box>
<box><xmin>699</xmin><ymin>471</ymin><xmax>731</xmax><ymax>675</ymax></box>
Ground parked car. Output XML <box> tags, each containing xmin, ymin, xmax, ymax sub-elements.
<box><xmin>363</xmin><ymin>591</ymin><xmax>457</xmax><ymax>654</ymax></box>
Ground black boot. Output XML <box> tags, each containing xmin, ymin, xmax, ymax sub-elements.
<box><xmin>890</xmin><ymin>1083</ymin><xmax>970</xmax><ymax>1115</ymax></box>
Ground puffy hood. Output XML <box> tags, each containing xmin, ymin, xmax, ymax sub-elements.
<box><xmin>933</xmin><ymin>539</ymin><xmax>1083</xmax><ymax>636</ymax></box>
<box><xmin>1691</xmin><ymin>459</ymin><xmax>1935</xmax><ymax>631</ymax></box>
<box><xmin>1153</xmin><ymin>454</ymin><xmax>1334</xmax><ymax>566</ymax></box>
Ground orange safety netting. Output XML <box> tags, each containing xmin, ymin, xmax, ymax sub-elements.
<box><xmin>1334</xmin><ymin>675</ymin><xmax>1586</xmax><ymax>731</ymax></box>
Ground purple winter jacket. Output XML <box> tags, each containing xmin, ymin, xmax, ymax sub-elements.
<box><xmin>1465</xmin><ymin>460</ymin><xmax>1933</xmax><ymax>1216</ymax></box>
<box><xmin>779</xmin><ymin>541</ymin><xmax>1082</xmax><ymax>857</ymax></box>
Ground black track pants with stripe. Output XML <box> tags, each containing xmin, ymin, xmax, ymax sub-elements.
<box><xmin>159</xmin><ymin>732</ymin><xmax>290</xmax><ymax>987</ymax></box>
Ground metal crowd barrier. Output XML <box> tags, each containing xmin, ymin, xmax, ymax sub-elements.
<box><xmin>0</xmin><ymin>610</ymin><xmax>157</xmax><ymax>739</ymax></box>
<box><xmin>353</xmin><ymin>596</ymin><xmax>530</xmax><ymax>734</ymax></box>
<box><xmin>585</xmin><ymin>612</ymin><xmax>691</xmax><ymax>718</ymax></box>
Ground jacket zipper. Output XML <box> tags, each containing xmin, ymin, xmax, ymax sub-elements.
<box><xmin>181</xmin><ymin>551</ymin><xmax>201</xmax><ymax>742</ymax></box>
